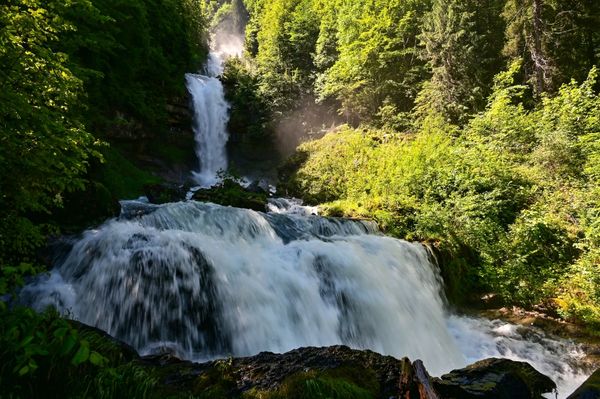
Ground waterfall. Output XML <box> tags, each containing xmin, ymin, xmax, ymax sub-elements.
<box><xmin>20</xmin><ymin>200</ymin><xmax>588</xmax><ymax>397</ymax></box>
<box><xmin>185</xmin><ymin>53</ymin><xmax>229</xmax><ymax>187</ymax></box>
<box><xmin>185</xmin><ymin>34</ymin><xmax>243</xmax><ymax>187</ymax></box>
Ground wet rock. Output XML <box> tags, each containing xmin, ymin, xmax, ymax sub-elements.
<box><xmin>191</xmin><ymin>179</ymin><xmax>267</xmax><ymax>211</ymax></box>
<box><xmin>70</xmin><ymin>320</ymin><xmax>139</xmax><ymax>364</ymax></box>
<box><xmin>166</xmin><ymin>97</ymin><xmax>192</xmax><ymax>130</ymax></box>
<box><xmin>245</xmin><ymin>180</ymin><xmax>266</xmax><ymax>194</ymax></box>
<box><xmin>567</xmin><ymin>368</ymin><xmax>600</xmax><ymax>398</ymax></box>
<box><xmin>432</xmin><ymin>357</ymin><xmax>556</xmax><ymax>398</ymax></box>
<box><xmin>137</xmin><ymin>346</ymin><xmax>555</xmax><ymax>399</ymax></box>
<box><xmin>144</xmin><ymin>183</ymin><xmax>187</xmax><ymax>204</ymax></box>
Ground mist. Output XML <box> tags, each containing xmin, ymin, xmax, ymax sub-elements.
<box><xmin>210</xmin><ymin>0</ymin><xmax>247</xmax><ymax>61</ymax></box>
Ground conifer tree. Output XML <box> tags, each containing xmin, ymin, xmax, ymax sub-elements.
<box><xmin>417</xmin><ymin>0</ymin><xmax>505</xmax><ymax>124</ymax></box>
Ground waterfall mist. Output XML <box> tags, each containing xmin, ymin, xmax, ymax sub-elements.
<box><xmin>185</xmin><ymin>13</ymin><xmax>244</xmax><ymax>187</ymax></box>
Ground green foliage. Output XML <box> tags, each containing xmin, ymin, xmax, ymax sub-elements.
<box><xmin>61</xmin><ymin>0</ymin><xmax>208</xmax><ymax>129</ymax></box>
<box><xmin>222</xmin><ymin>57</ymin><xmax>272</xmax><ymax>140</ymax></box>
<box><xmin>284</xmin><ymin>68</ymin><xmax>600</xmax><ymax>321</ymax></box>
<box><xmin>319</xmin><ymin>0</ymin><xmax>430</xmax><ymax>125</ymax></box>
<box><xmin>93</xmin><ymin>146</ymin><xmax>162</xmax><ymax>201</ymax></box>
<box><xmin>503</xmin><ymin>0</ymin><xmax>600</xmax><ymax>95</ymax></box>
<box><xmin>251</xmin><ymin>0</ymin><xmax>321</xmax><ymax>111</ymax></box>
<box><xmin>0</xmin><ymin>304</ymin><xmax>168</xmax><ymax>398</ymax></box>
<box><xmin>0</xmin><ymin>0</ymin><xmax>102</xmax><ymax>266</ymax></box>
<box><xmin>0</xmin><ymin>307</ymin><xmax>110</xmax><ymax>396</ymax></box>
<box><xmin>91</xmin><ymin>363</ymin><xmax>158</xmax><ymax>399</ymax></box>
<box><xmin>416</xmin><ymin>0</ymin><xmax>505</xmax><ymax>124</ymax></box>
<box><xmin>0</xmin><ymin>0</ymin><xmax>207</xmax><ymax>288</ymax></box>
<box><xmin>246</xmin><ymin>0</ymin><xmax>431</xmax><ymax>127</ymax></box>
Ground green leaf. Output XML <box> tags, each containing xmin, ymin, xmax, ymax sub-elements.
<box><xmin>53</xmin><ymin>327</ymin><xmax>69</xmax><ymax>339</ymax></box>
<box><xmin>18</xmin><ymin>335</ymin><xmax>34</xmax><ymax>348</ymax></box>
<box><xmin>60</xmin><ymin>334</ymin><xmax>77</xmax><ymax>355</ymax></box>
<box><xmin>71</xmin><ymin>342</ymin><xmax>90</xmax><ymax>366</ymax></box>
<box><xmin>89</xmin><ymin>351</ymin><xmax>107</xmax><ymax>366</ymax></box>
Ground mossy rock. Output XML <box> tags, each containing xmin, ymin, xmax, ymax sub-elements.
<box><xmin>433</xmin><ymin>357</ymin><xmax>556</xmax><ymax>398</ymax></box>
<box><xmin>567</xmin><ymin>368</ymin><xmax>600</xmax><ymax>398</ymax></box>
<box><xmin>192</xmin><ymin>179</ymin><xmax>267</xmax><ymax>211</ymax></box>
<box><xmin>144</xmin><ymin>183</ymin><xmax>187</xmax><ymax>204</ymax></box>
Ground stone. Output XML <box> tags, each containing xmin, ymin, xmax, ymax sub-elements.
<box><xmin>144</xmin><ymin>183</ymin><xmax>187</xmax><ymax>204</ymax></box>
<box><xmin>433</xmin><ymin>357</ymin><xmax>556</xmax><ymax>399</ymax></box>
<box><xmin>567</xmin><ymin>368</ymin><xmax>600</xmax><ymax>399</ymax></box>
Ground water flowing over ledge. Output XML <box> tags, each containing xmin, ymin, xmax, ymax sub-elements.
<box><xmin>185</xmin><ymin>65</ymin><xmax>230</xmax><ymax>187</ymax></box>
<box><xmin>185</xmin><ymin>28</ymin><xmax>244</xmax><ymax>187</ymax></box>
<box><xmin>20</xmin><ymin>200</ymin><xmax>589</xmax><ymax>397</ymax></box>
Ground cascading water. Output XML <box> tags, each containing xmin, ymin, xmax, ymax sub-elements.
<box><xmin>185</xmin><ymin>54</ymin><xmax>229</xmax><ymax>187</ymax></box>
<box><xmin>21</xmin><ymin>200</ymin><xmax>590</xmax><ymax>398</ymax></box>
<box><xmin>185</xmin><ymin>36</ymin><xmax>242</xmax><ymax>187</ymax></box>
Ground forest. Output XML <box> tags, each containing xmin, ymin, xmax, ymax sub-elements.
<box><xmin>229</xmin><ymin>0</ymin><xmax>600</xmax><ymax>331</ymax></box>
<box><xmin>1</xmin><ymin>0</ymin><xmax>600</xmax><ymax>397</ymax></box>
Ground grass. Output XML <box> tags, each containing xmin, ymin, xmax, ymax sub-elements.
<box><xmin>94</xmin><ymin>146</ymin><xmax>162</xmax><ymax>200</ymax></box>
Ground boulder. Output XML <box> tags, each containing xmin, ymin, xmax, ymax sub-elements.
<box><xmin>191</xmin><ymin>179</ymin><xmax>267</xmax><ymax>211</ymax></box>
<box><xmin>433</xmin><ymin>358</ymin><xmax>556</xmax><ymax>399</ymax></box>
<box><xmin>139</xmin><ymin>346</ymin><xmax>555</xmax><ymax>399</ymax></box>
<box><xmin>567</xmin><ymin>369</ymin><xmax>600</xmax><ymax>399</ymax></box>
<box><xmin>144</xmin><ymin>183</ymin><xmax>187</xmax><ymax>204</ymax></box>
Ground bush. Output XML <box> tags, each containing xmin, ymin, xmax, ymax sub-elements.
<box><xmin>282</xmin><ymin>67</ymin><xmax>600</xmax><ymax>321</ymax></box>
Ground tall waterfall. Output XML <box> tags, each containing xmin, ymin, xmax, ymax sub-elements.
<box><xmin>185</xmin><ymin>37</ymin><xmax>242</xmax><ymax>187</ymax></box>
<box><xmin>21</xmin><ymin>200</ymin><xmax>588</xmax><ymax>397</ymax></box>
<box><xmin>186</xmin><ymin>66</ymin><xmax>229</xmax><ymax>187</ymax></box>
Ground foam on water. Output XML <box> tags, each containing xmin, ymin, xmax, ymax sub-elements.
<box><xmin>19</xmin><ymin>201</ymin><xmax>591</xmax><ymax>397</ymax></box>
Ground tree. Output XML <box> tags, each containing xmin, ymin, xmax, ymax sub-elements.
<box><xmin>504</xmin><ymin>0</ymin><xmax>600</xmax><ymax>95</ymax></box>
<box><xmin>254</xmin><ymin>0</ymin><xmax>320</xmax><ymax>111</ymax></box>
<box><xmin>318</xmin><ymin>0</ymin><xmax>431</xmax><ymax>125</ymax></box>
<box><xmin>0</xmin><ymin>0</ymin><xmax>100</xmax><ymax>262</ymax></box>
<box><xmin>416</xmin><ymin>0</ymin><xmax>505</xmax><ymax>124</ymax></box>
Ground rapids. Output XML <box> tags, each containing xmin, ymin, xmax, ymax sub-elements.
<box><xmin>20</xmin><ymin>200</ymin><xmax>590</xmax><ymax>398</ymax></box>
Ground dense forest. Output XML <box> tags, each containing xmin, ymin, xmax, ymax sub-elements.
<box><xmin>1</xmin><ymin>0</ymin><xmax>600</xmax><ymax>397</ymax></box>
<box><xmin>1</xmin><ymin>0</ymin><xmax>207</xmax><ymax>273</ymax></box>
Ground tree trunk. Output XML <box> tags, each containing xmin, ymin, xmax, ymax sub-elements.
<box><xmin>531</xmin><ymin>0</ymin><xmax>545</xmax><ymax>95</ymax></box>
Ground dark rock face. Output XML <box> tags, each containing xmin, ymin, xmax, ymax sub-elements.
<box><xmin>166</xmin><ymin>97</ymin><xmax>193</xmax><ymax>133</ymax></box>
<box><xmin>567</xmin><ymin>368</ymin><xmax>600</xmax><ymax>399</ymax></box>
<box><xmin>140</xmin><ymin>346</ymin><xmax>556</xmax><ymax>399</ymax></box>
<box><xmin>144</xmin><ymin>183</ymin><xmax>188</xmax><ymax>204</ymax></box>
<box><xmin>433</xmin><ymin>358</ymin><xmax>556</xmax><ymax>399</ymax></box>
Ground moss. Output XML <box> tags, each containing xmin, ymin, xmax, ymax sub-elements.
<box><xmin>192</xmin><ymin>179</ymin><xmax>267</xmax><ymax>211</ymax></box>
<box><xmin>245</xmin><ymin>367</ymin><xmax>378</xmax><ymax>399</ymax></box>
<box><xmin>568</xmin><ymin>368</ymin><xmax>600</xmax><ymax>398</ymax></box>
<box><xmin>94</xmin><ymin>146</ymin><xmax>162</xmax><ymax>200</ymax></box>
<box><xmin>145</xmin><ymin>139</ymin><xmax>196</xmax><ymax>165</ymax></box>
<box><xmin>192</xmin><ymin>360</ymin><xmax>238</xmax><ymax>399</ymax></box>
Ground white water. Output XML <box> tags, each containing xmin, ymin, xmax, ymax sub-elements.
<box><xmin>20</xmin><ymin>201</ymin><xmax>590</xmax><ymax>397</ymax></box>
<box><xmin>267</xmin><ymin>197</ymin><xmax>319</xmax><ymax>216</ymax></box>
<box><xmin>185</xmin><ymin>35</ymin><xmax>243</xmax><ymax>187</ymax></box>
<box><xmin>186</xmin><ymin>59</ymin><xmax>229</xmax><ymax>187</ymax></box>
